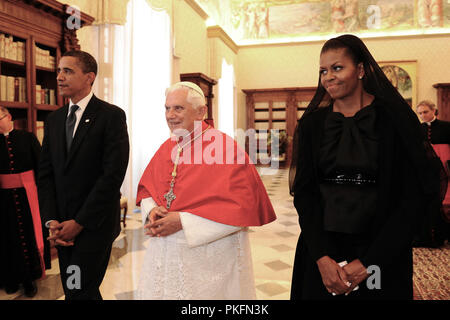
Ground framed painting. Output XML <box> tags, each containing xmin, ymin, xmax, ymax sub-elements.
<box><xmin>378</xmin><ymin>60</ymin><xmax>417</xmax><ymax>108</ymax></box>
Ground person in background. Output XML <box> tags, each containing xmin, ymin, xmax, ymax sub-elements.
<box><xmin>415</xmin><ymin>100</ymin><xmax>450</xmax><ymax>247</ymax></box>
<box><xmin>0</xmin><ymin>106</ymin><xmax>51</xmax><ymax>297</ymax></box>
<box><xmin>289</xmin><ymin>34</ymin><xmax>442</xmax><ymax>300</ymax></box>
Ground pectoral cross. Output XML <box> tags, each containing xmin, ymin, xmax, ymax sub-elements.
<box><xmin>164</xmin><ymin>180</ymin><xmax>176</xmax><ymax>209</ymax></box>
<box><xmin>164</xmin><ymin>146</ymin><xmax>182</xmax><ymax>209</ymax></box>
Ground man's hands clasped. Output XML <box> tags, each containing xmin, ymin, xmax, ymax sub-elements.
<box><xmin>47</xmin><ymin>219</ymin><xmax>84</xmax><ymax>247</ymax></box>
<box><xmin>144</xmin><ymin>206</ymin><xmax>182</xmax><ymax>237</ymax></box>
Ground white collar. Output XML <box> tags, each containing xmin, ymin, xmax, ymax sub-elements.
<box><xmin>2</xmin><ymin>126</ymin><xmax>13</xmax><ymax>136</ymax></box>
<box><xmin>426</xmin><ymin>116</ymin><xmax>437</xmax><ymax>126</ymax></box>
<box><xmin>68</xmin><ymin>90</ymin><xmax>94</xmax><ymax>114</ymax></box>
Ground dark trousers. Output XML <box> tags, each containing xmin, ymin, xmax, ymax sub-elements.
<box><xmin>57</xmin><ymin>244</ymin><xmax>112</xmax><ymax>300</ymax></box>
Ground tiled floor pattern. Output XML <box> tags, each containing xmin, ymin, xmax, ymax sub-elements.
<box><xmin>0</xmin><ymin>167</ymin><xmax>298</xmax><ymax>300</ymax></box>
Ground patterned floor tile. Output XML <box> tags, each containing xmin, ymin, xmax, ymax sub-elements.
<box><xmin>264</xmin><ymin>260</ymin><xmax>292</xmax><ymax>271</ymax></box>
<box><xmin>271</xmin><ymin>244</ymin><xmax>294</xmax><ymax>252</ymax></box>
<box><xmin>256</xmin><ymin>282</ymin><xmax>289</xmax><ymax>297</ymax></box>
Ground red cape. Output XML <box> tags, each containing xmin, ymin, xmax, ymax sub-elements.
<box><xmin>136</xmin><ymin>122</ymin><xmax>276</xmax><ymax>226</ymax></box>
<box><xmin>432</xmin><ymin>144</ymin><xmax>450</xmax><ymax>205</ymax></box>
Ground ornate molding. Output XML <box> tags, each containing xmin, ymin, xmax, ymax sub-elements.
<box><xmin>184</xmin><ymin>0</ymin><xmax>208</xmax><ymax>20</ymax></box>
<box><xmin>145</xmin><ymin>0</ymin><xmax>172</xmax><ymax>14</ymax></box>
<box><xmin>207</xmin><ymin>25</ymin><xmax>238</xmax><ymax>54</ymax></box>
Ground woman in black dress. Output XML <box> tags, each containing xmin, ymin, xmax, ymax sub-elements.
<box><xmin>289</xmin><ymin>34</ymin><xmax>443</xmax><ymax>299</ymax></box>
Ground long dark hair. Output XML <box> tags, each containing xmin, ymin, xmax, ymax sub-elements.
<box><xmin>289</xmin><ymin>34</ymin><xmax>445</xmax><ymax>202</ymax></box>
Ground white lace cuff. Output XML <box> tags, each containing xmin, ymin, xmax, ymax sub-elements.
<box><xmin>140</xmin><ymin>197</ymin><xmax>157</xmax><ymax>224</ymax></box>
<box><xmin>179</xmin><ymin>212</ymin><xmax>242</xmax><ymax>248</ymax></box>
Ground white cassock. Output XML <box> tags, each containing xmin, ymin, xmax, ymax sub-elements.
<box><xmin>136</xmin><ymin>197</ymin><xmax>257</xmax><ymax>300</ymax></box>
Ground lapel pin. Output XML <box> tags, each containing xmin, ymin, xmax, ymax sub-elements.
<box><xmin>85</xmin><ymin>119</ymin><xmax>90</xmax><ymax>123</ymax></box>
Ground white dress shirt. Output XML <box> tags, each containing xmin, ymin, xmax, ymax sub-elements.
<box><xmin>67</xmin><ymin>90</ymin><xmax>94</xmax><ymax>136</ymax></box>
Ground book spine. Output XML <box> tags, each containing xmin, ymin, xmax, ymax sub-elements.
<box><xmin>0</xmin><ymin>75</ymin><xmax>6</xmax><ymax>101</ymax></box>
<box><xmin>7</xmin><ymin>76</ymin><xmax>14</xmax><ymax>101</ymax></box>
<box><xmin>49</xmin><ymin>89</ymin><xmax>55</xmax><ymax>105</ymax></box>
<box><xmin>36</xmin><ymin>121</ymin><xmax>44</xmax><ymax>145</ymax></box>
<box><xmin>14</xmin><ymin>77</ymin><xmax>19</xmax><ymax>101</ymax></box>
<box><xmin>36</xmin><ymin>84</ymin><xmax>41</xmax><ymax>104</ymax></box>
<box><xmin>0</xmin><ymin>34</ymin><xmax>5</xmax><ymax>58</ymax></box>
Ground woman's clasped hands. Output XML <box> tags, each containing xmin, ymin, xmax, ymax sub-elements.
<box><xmin>317</xmin><ymin>256</ymin><xmax>369</xmax><ymax>296</ymax></box>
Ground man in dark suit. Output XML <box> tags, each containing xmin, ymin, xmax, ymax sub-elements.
<box><xmin>417</xmin><ymin>100</ymin><xmax>450</xmax><ymax>147</ymax></box>
<box><xmin>38</xmin><ymin>50</ymin><xmax>129</xmax><ymax>300</ymax></box>
<box><xmin>415</xmin><ymin>100</ymin><xmax>450</xmax><ymax>247</ymax></box>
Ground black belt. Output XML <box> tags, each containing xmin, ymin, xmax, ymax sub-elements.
<box><xmin>323</xmin><ymin>173</ymin><xmax>377</xmax><ymax>185</ymax></box>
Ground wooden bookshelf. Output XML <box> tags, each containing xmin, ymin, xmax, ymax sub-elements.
<box><xmin>180</xmin><ymin>72</ymin><xmax>217</xmax><ymax>127</ymax></box>
<box><xmin>0</xmin><ymin>0</ymin><xmax>94</xmax><ymax>141</ymax></box>
<box><xmin>433</xmin><ymin>83</ymin><xmax>450</xmax><ymax>122</ymax></box>
<box><xmin>243</xmin><ymin>87</ymin><xmax>316</xmax><ymax>167</ymax></box>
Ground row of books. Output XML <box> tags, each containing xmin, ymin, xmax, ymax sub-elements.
<box><xmin>0</xmin><ymin>33</ymin><xmax>25</xmax><ymax>62</ymax></box>
<box><xmin>35</xmin><ymin>45</ymin><xmax>56</xmax><ymax>69</ymax></box>
<box><xmin>0</xmin><ymin>33</ymin><xmax>26</xmax><ymax>62</ymax></box>
<box><xmin>0</xmin><ymin>75</ymin><xmax>26</xmax><ymax>102</ymax></box>
<box><xmin>0</xmin><ymin>33</ymin><xmax>57</xmax><ymax>69</ymax></box>
<box><xmin>36</xmin><ymin>85</ymin><xmax>56</xmax><ymax>105</ymax></box>
<box><xmin>0</xmin><ymin>75</ymin><xmax>56</xmax><ymax>105</ymax></box>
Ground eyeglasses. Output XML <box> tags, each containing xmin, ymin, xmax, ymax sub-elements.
<box><xmin>0</xmin><ymin>115</ymin><xmax>7</xmax><ymax>120</ymax></box>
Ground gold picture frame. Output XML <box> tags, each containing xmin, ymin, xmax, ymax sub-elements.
<box><xmin>378</xmin><ymin>60</ymin><xmax>417</xmax><ymax>109</ymax></box>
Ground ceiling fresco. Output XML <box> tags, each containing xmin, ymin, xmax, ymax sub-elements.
<box><xmin>195</xmin><ymin>0</ymin><xmax>450</xmax><ymax>44</ymax></box>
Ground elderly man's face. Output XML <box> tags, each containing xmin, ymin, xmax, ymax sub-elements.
<box><xmin>165</xmin><ymin>88</ymin><xmax>205</xmax><ymax>134</ymax></box>
<box><xmin>417</xmin><ymin>105</ymin><xmax>435</xmax><ymax>123</ymax></box>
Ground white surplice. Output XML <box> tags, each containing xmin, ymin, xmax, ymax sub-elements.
<box><xmin>136</xmin><ymin>198</ymin><xmax>257</xmax><ymax>300</ymax></box>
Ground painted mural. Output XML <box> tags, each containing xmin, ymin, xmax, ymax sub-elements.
<box><xmin>196</xmin><ymin>0</ymin><xmax>450</xmax><ymax>44</ymax></box>
<box><xmin>381</xmin><ymin>65</ymin><xmax>413</xmax><ymax>105</ymax></box>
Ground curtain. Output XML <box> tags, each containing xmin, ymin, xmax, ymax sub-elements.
<box><xmin>120</xmin><ymin>0</ymin><xmax>172</xmax><ymax>206</ymax></box>
<box><xmin>77</xmin><ymin>0</ymin><xmax>171</xmax><ymax>209</ymax></box>
<box><xmin>218</xmin><ymin>59</ymin><xmax>236</xmax><ymax>138</ymax></box>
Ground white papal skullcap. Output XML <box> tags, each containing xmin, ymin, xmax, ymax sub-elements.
<box><xmin>166</xmin><ymin>81</ymin><xmax>205</xmax><ymax>99</ymax></box>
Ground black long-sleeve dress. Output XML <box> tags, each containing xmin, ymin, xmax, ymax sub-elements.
<box><xmin>291</xmin><ymin>99</ymin><xmax>429</xmax><ymax>300</ymax></box>
<box><xmin>0</xmin><ymin>129</ymin><xmax>51</xmax><ymax>290</ymax></box>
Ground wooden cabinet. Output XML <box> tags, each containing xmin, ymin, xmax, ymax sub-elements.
<box><xmin>180</xmin><ymin>72</ymin><xmax>217</xmax><ymax>127</ymax></box>
<box><xmin>433</xmin><ymin>83</ymin><xmax>450</xmax><ymax>121</ymax></box>
<box><xmin>243</xmin><ymin>87</ymin><xmax>316</xmax><ymax>167</ymax></box>
<box><xmin>0</xmin><ymin>0</ymin><xmax>94</xmax><ymax>139</ymax></box>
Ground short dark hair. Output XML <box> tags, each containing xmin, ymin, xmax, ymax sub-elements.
<box><xmin>62</xmin><ymin>50</ymin><xmax>98</xmax><ymax>76</ymax></box>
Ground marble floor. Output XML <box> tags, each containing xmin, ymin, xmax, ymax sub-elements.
<box><xmin>1</xmin><ymin>168</ymin><xmax>448</xmax><ymax>300</ymax></box>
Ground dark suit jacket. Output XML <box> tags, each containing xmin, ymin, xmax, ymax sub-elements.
<box><xmin>38</xmin><ymin>95</ymin><xmax>129</xmax><ymax>252</ymax></box>
<box><xmin>421</xmin><ymin>119</ymin><xmax>450</xmax><ymax>145</ymax></box>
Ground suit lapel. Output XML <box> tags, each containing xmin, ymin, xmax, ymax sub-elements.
<box><xmin>65</xmin><ymin>96</ymin><xmax>99</xmax><ymax>169</ymax></box>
